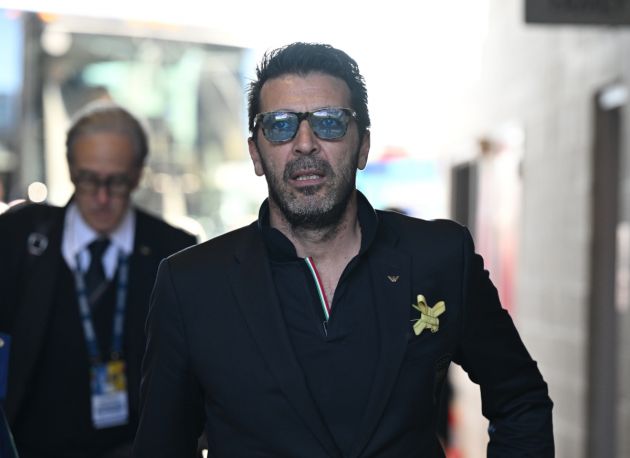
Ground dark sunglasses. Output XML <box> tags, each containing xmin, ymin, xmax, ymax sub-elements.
<box><xmin>255</xmin><ymin>107</ymin><xmax>356</xmax><ymax>143</ymax></box>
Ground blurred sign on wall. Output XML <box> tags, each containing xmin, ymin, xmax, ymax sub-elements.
<box><xmin>525</xmin><ymin>0</ymin><xmax>630</xmax><ymax>25</ymax></box>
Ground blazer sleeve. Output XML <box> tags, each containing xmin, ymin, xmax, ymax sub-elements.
<box><xmin>133</xmin><ymin>258</ymin><xmax>205</xmax><ymax>458</ymax></box>
<box><xmin>453</xmin><ymin>228</ymin><xmax>554</xmax><ymax>457</ymax></box>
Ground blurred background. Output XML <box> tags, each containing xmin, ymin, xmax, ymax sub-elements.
<box><xmin>0</xmin><ymin>0</ymin><xmax>629</xmax><ymax>456</ymax></box>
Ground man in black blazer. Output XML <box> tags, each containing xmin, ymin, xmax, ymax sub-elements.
<box><xmin>134</xmin><ymin>43</ymin><xmax>554</xmax><ymax>457</ymax></box>
<box><xmin>0</xmin><ymin>101</ymin><xmax>196</xmax><ymax>457</ymax></box>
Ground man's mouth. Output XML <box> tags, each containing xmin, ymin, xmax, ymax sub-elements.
<box><xmin>294</xmin><ymin>172</ymin><xmax>323</xmax><ymax>181</ymax></box>
<box><xmin>284</xmin><ymin>157</ymin><xmax>333</xmax><ymax>187</ymax></box>
<box><xmin>290</xmin><ymin>169</ymin><xmax>325</xmax><ymax>183</ymax></box>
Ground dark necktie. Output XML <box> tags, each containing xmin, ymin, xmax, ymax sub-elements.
<box><xmin>85</xmin><ymin>237</ymin><xmax>110</xmax><ymax>307</ymax></box>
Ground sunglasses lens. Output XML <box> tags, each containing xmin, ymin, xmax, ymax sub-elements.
<box><xmin>261</xmin><ymin>112</ymin><xmax>299</xmax><ymax>143</ymax></box>
<box><xmin>310</xmin><ymin>108</ymin><xmax>351</xmax><ymax>140</ymax></box>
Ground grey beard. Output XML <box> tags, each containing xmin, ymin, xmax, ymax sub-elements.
<box><xmin>270</xmin><ymin>182</ymin><xmax>354</xmax><ymax>230</ymax></box>
<box><xmin>264</xmin><ymin>156</ymin><xmax>357</xmax><ymax>231</ymax></box>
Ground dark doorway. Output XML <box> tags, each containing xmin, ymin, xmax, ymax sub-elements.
<box><xmin>450</xmin><ymin>161</ymin><xmax>478</xmax><ymax>236</ymax></box>
<box><xmin>587</xmin><ymin>83</ymin><xmax>625</xmax><ymax>458</ymax></box>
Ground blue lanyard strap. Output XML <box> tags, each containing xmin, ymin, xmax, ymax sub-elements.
<box><xmin>73</xmin><ymin>250</ymin><xmax>130</xmax><ymax>363</ymax></box>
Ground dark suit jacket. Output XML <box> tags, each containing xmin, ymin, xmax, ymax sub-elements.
<box><xmin>134</xmin><ymin>209</ymin><xmax>554</xmax><ymax>457</ymax></box>
<box><xmin>0</xmin><ymin>202</ymin><xmax>196</xmax><ymax>430</ymax></box>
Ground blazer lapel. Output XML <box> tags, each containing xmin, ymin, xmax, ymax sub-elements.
<box><xmin>349</xmin><ymin>239</ymin><xmax>412</xmax><ymax>458</ymax></box>
<box><xmin>227</xmin><ymin>226</ymin><xmax>341</xmax><ymax>458</ymax></box>
<box><xmin>6</xmin><ymin>211</ymin><xmax>64</xmax><ymax>423</ymax></box>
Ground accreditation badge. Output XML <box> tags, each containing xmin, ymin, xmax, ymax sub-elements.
<box><xmin>90</xmin><ymin>360</ymin><xmax>129</xmax><ymax>429</ymax></box>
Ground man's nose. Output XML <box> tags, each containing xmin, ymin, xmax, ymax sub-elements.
<box><xmin>95</xmin><ymin>183</ymin><xmax>111</xmax><ymax>203</ymax></box>
<box><xmin>293</xmin><ymin>119</ymin><xmax>318</xmax><ymax>155</ymax></box>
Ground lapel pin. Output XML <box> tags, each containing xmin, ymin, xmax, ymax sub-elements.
<box><xmin>27</xmin><ymin>232</ymin><xmax>48</xmax><ymax>256</ymax></box>
<box><xmin>139</xmin><ymin>245</ymin><xmax>151</xmax><ymax>256</ymax></box>
<box><xmin>411</xmin><ymin>294</ymin><xmax>446</xmax><ymax>335</ymax></box>
<box><xmin>387</xmin><ymin>275</ymin><xmax>399</xmax><ymax>283</ymax></box>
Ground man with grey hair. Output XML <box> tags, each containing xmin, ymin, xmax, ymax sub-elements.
<box><xmin>0</xmin><ymin>101</ymin><xmax>196</xmax><ymax>457</ymax></box>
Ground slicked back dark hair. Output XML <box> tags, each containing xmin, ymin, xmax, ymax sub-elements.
<box><xmin>66</xmin><ymin>100</ymin><xmax>148</xmax><ymax>167</ymax></box>
<box><xmin>248</xmin><ymin>42</ymin><xmax>370</xmax><ymax>139</ymax></box>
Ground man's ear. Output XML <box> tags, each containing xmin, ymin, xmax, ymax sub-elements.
<box><xmin>357</xmin><ymin>130</ymin><xmax>371</xmax><ymax>170</ymax></box>
<box><xmin>248</xmin><ymin>137</ymin><xmax>265</xmax><ymax>177</ymax></box>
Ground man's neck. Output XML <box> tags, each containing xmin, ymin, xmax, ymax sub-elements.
<box><xmin>269</xmin><ymin>193</ymin><xmax>362</xmax><ymax>305</ymax></box>
<box><xmin>269</xmin><ymin>194</ymin><xmax>362</xmax><ymax>264</ymax></box>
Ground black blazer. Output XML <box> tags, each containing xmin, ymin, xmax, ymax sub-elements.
<box><xmin>0</xmin><ymin>202</ymin><xmax>197</xmax><ymax>427</ymax></box>
<box><xmin>134</xmin><ymin>210</ymin><xmax>554</xmax><ymax>457</ymax></box>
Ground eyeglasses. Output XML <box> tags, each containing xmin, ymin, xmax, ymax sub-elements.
<box><xmin>72</xmin><ymin>171</ymin><xmax>135</xmax><ymax>196</ymax></box>
<box><xmin>255</xmin><ymin>107</ymin><xmax>356</xmax><ymax>143</ymax></box>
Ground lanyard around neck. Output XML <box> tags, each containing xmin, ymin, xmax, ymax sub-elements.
<box><xmin>73</xmin><ymin>250</ymin><xmax>130</xmax><ymax>363</ymax></box>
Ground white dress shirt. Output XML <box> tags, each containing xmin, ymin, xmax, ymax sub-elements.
<box><xmin>61</xmin><ymin>203</ymin><xmax>136</xmax><ymax>278</ymax></box>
